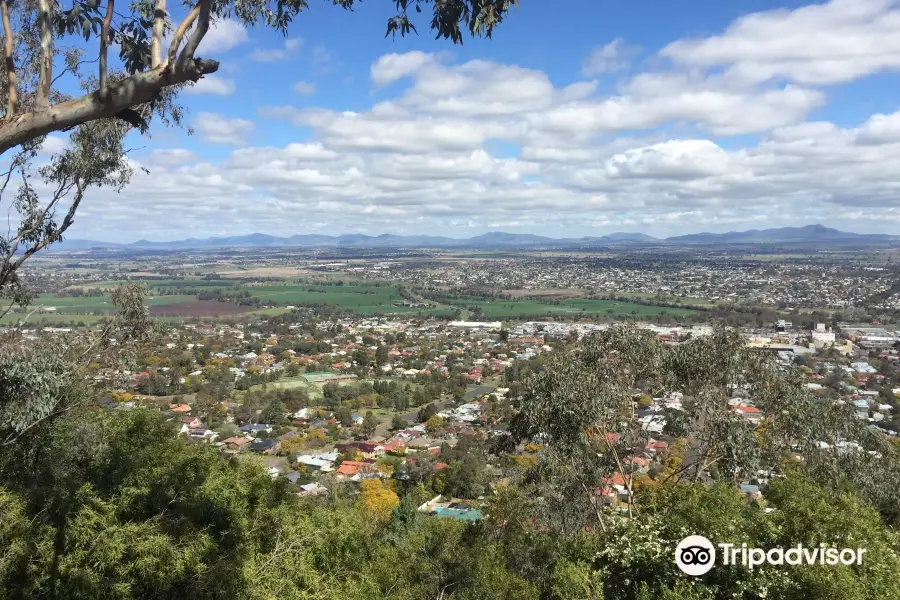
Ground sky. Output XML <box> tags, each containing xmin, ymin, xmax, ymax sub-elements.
<box><xmin>33</xmin><ymin>0</ymin><xmax>900</xmax><ymax>241</ymax></box>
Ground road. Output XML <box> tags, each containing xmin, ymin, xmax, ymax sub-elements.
<box><xmin>464</xmin><ymin>385</ymin><xmax>494</xmax><ymax>401</ymax></box>
<box><xmin>394</xmin><ymin>383</ymin><xmax>497</xmax><ymax>426</ymax></box>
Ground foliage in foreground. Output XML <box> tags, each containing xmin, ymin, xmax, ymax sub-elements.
<box><xmin>1</xmin><ymin>406</ymin><xmax>899</xmax><ymax>600</ymax></box>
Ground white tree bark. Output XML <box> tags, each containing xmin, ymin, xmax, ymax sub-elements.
<box><xmin>99</xmin><ymin>0</ymin><xmax>115</xmax><ymax>98</ymax></box>
<box><xmin>167</xmin><ymin>3</ymin><xmax>201</xmax><ymax>66</ymax></box>
<box><xmin>151</xmin><ymin>0</ymin><xmax>167</xmax><ymax>68</ymax></box>
<box><xmin>36</xmin><ymin>0</ymin><xmax>53</xmax><ymax>111</ymax></box>
<box><xmin>1</xmin><ymin>0</ymin><xmax>16</xmax><ymax>117</ymax></box>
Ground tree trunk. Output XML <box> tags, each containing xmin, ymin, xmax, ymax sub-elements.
<box><xmin>36</xmin><ymin>0</ymin><xmax>53</xmax><ymax>111</ymax></box>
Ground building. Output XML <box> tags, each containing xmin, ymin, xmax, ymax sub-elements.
<box><xmin>447</xmin><ymin>321</ymin><xmax>503</xmax><ymax>330</ymax></box>
<box><xmin>811</xmin><ymin>325</ymin><xmax>836</xmax><ymax>346</ymax></box>
<box><xmin>842</xmin><ymin>326</ymin><xmax>897</xmax><ymax>350</ymax></box>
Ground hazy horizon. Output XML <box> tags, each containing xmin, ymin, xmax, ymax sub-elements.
<box><xmin>62</xmin><ymin>223</ymin><xmax>894</xmax><ymax>244</ymax></box>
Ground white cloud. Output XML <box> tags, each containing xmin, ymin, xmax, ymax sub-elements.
<box><xmin>661</xmin><ymin>0</ymin><xmax>900</xmax><ymax>85</ymax></box>
<box><xmin>251</xmin><ymin>38</ymin><xmax>302</xmax><ymax>61</ymax></box>
<box><xmin>193</xmin><ymin>112</ymin><xmax>254</xmax><ymax>145</ymax></box>
<box><xmin>371</xmin><ymin>51</ymin><xmax>436</xmax><ymax>87</ymax></box>
<box><xmin>856</xmin><ymin>110</ymin><xmax>900</xmax><ymax>145</ymax></box>
<box><xmin>148</xmin><ymin>149</ymin><xmax>198</xmax><ymax>167</ymax></box>
<box><xmin>582</xmin><ymin>39</ymin><xmax>640</xmax><ymax>75</ymax></box>
<box><xmin>184</xmin><ymin>75</ymin><xmax>236</xmax><ymax>96</ymax></box>
<box><xmin>293</xmin><ymin>81</ymin><xmax>317</xmax><ymax>95</ymax></box>
<box><xmin>38</xmin><ymin>135</ymin><xmax>68</xmax><ymax>155</ymax></box>
<box><xmin>196</xmin><ymin>18</ymin><xmax>248</xmax><ymax>53</ymax></box>
<box><xmin>605</xmin><ymin>140</ymin><xmax>735</xmax><ymax>180</ymax></box>
<box><xmin>398</xmin><ymin>59</ymin><xmax>557</xmax><ymax>117</ymax></box>
<box><xmin>527</xmin><ymin>82</ymin><xmax>824</xmax><ymax>137</ymax></box>
<box><xmin>364</xmin><ymin>52</ymin><xmax>823</xmax><ymax>138</ymax></box>
<box><xmin>259</xmin><ymin>104</ymin><xmax>505</xmax><ymax>153</ymax></box>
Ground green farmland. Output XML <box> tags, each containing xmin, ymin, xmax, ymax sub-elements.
<box><xmin>239</xmin><ymin>284</ymin><xmax>455</xmax><ymax>315</ymax></box>
<box><xmin>25</xmin><ymin>293</ymin><xmax>197</xmax><ymax>313</ymax></box>
<box><xmin>0</xmin><ymin>293</ymin><xmax>198</xmax><ymax>324</ymax></box>
<box><xmin>7</xmin><ymin>280</ymin><xmax>700</xmax><ymax>326</ymax></box>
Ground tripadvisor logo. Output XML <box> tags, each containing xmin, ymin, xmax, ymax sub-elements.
<box><xmin>675</xmin><ymin>535</ymin><xmax>867</xmax><ymax>576</ymax></box>
<box><xmin>675</xmin><ymin>535</ymin><xmax>716</xmax><ymax>576</ymax></box>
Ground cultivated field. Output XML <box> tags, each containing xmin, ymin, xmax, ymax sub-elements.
<box><xmin>148</xmin><ymin>300</ymin><xmax>258</xmax><ymax>317</ymax></box>
<box><xmin>241</xmin><ymin>284</ymin><xmax>454</xmax><ymax>315</ymax></box>
<box><xmin>29</xmin><ymin>293</ymin><xmax>199</xmax><ymax>312</ymax></box>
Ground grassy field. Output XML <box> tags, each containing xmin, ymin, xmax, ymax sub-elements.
<box><xmin>241</xmin><ymin>284</ymin><xmax>454</xmax><ymax>315</ymax></box>
<box><xmin>242</xmin><ymin>376</ymin><xmax>386</xmax><ymax>400</ymax></box>
<box><xmin>249</xmin><ymin>307</ymin><xmax>295</xmax><ymax>317</ymax></box>
<box><xmin>246</xmin><ymin>376</ymin><xmax>323</xmax><ymax>397</ymax></box>
<box><xmin>22</xmin><ymin>293</ymin><xmax>198</xmax><ymax>314</ymax></box>
<box><xmin>0</xmin><ymin>292</ymin><xmax>202</xmax><ymax>325</ymax></box>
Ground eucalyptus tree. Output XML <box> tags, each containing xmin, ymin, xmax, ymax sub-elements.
<box><xmin>0</xmin><ymin>283</ymin><xmax>151</xmax><ymax>443</ymax></box>
<box><xmin>511</xmin><ymin>325</ymin><xmax>900</xmax><ymax>531</ymax></box>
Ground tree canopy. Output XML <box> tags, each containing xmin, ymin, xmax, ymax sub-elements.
<box><xmin>1</xmin><ymin>324</ymin><xmax>900</xmax><ymax>598</ymax></box>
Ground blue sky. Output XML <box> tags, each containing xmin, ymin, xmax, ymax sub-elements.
<box><xmin>38</xmin><ymin>0</ymin><xmax>900</xmax><ymax>241</ymax></box>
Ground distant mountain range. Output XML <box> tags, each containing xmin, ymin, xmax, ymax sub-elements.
<box><xmin>50</xmin><ymin>225</ymin><xmax>899</xmax><ymax>252</ymax></box>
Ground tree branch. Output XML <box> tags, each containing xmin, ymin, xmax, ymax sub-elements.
<box><xmin>0</xmin><ymin>298</ymin><xmax>15</xmax><ymax>320</ymax></box>
<box><xmin>151</xmin><ymin>0</ymin><xmax>167</xmax><ymax>68</ymax></box>
<box><xmin>2</xmin><ymin>401</ymin><xmax>77</xmax><ymax>446</ymax></box>
<box><xmin>36</xmin><ymin>0</ymin><xmax>53</xmax><ymax>111</ymax></box>
<box><xmin>0</xmin><ymin>147</ymin><xmax>23</xmax><ymax>198</ymax></box>
<box><xmin>176</xmin><ymin>0</ymin><xmax>210</xmax><ymax>71</ymax></box>
<box><xmin>99</xmin><ymin>0</ymin><xmax>115</xmax><ymax>99</ymax></box>
<box><xmin>0</xmin><ymin>58</ymin><xmax>218</xmax><ymax>154</ymax></box>
<box><xmin>167</xmin><ymin>2</ymin><xmax>201</xmax><ymax>67</ymax></box>
<box><xmin>1</xmin><ymin>0</ymin><xmax>16</xmax><ymax>117</ymax></box>
<box><xmin>51</xmin><ymin>57</ymin><xmax>98</xmax><ymax>89</ymax></box>
<box><xmin>2</xmin><ymin>180</ymin><xmax>85</xmax><ymax>287</ymax></box>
